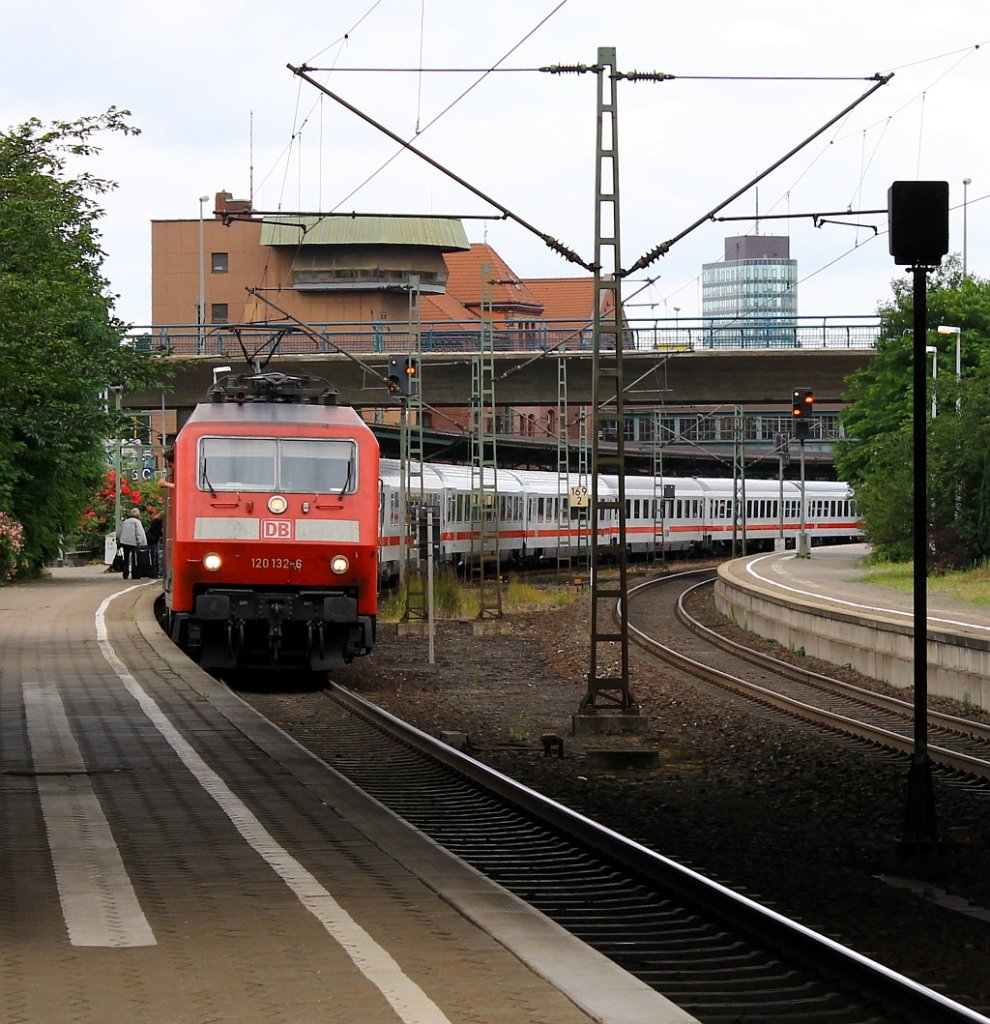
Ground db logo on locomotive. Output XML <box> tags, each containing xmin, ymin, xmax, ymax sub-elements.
<box><xmin>262</xmin><ymin>519</ymin><xmax>293</xmax><ymax>540</ymax></box>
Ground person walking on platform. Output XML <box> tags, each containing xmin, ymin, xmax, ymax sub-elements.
<box><xmin>117</xmin><ymin>508</ymin><xmax>147</xmax><ymax>580</ymax></box>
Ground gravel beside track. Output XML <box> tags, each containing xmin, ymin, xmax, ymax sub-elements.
<box><xmin>244</xmin><ymin>581</ymin><xmax>990</xmax><ymax>1016</ymax></box>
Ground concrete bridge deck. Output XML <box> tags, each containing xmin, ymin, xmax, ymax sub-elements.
<box><xmin>129</xmin><ymin>348</ymin><xmax>873</xmax><ymax>414</ymax></box>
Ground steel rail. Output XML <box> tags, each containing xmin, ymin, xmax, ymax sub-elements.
<box><xmin>623</xmin><ymin>573</ymin><xmax>990</xmax><ymax>782</ymax></box>
<box><xmin>316</xmin><ymin>682</ymin><xmax>987</xmax><ymax>1024</ymax></box>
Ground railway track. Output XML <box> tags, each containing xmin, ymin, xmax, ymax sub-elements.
<box><xmin>243</xmin><ymin>680</ymin><xmax>988</xmax><ymax>1024</ymax></box>
<box><xmin>625</xmin><ymin>569</ymin><xmax>990</xmax><ymax>788</ymax></box>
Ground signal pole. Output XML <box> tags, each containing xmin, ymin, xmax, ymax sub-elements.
<box><xmin>888</xmin><ymin>180</ymin><xmax>949</xmax><ymax>863</ymax></box>
<box><xmin>792</xmin><ymin>388</ymin><xmax>814</xmax><ymax>558</ymax></box>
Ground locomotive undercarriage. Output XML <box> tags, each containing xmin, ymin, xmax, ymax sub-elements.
<box><xmin>172</xmin><ymin>587</ymin><xmax>375</xmax><ymax>673</ymax></box>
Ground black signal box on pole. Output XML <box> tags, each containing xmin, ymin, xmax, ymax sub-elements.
<box><xmin>888</xmin><ymin>181</ymin><xmax>949</xmax><ymax>266</ymax></box>
<box><xmin>792</xmin><ymin>387</ymin><xmax>814</xmax><ymax>440</ymax></box>
<box><xmin>386</xmin><ymin>357</ymin><xmax>402</xmax><ymax>399</ymax></box>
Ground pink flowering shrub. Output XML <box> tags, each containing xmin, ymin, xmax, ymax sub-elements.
<box><xmin>0</xmin><ymin>511</ymin><xmax>28</xmax><ymax>584</ymax></box>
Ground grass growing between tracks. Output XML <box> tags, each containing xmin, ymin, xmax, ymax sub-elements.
<box><xmin>859</xmin><ymin>561</ymin><xmax>990</xmax><ymax>606</ymax></box>
<box><xmin>378</xmin><ymin>570</ymin><xmax>579</xmax><ymax>622</ymax></box>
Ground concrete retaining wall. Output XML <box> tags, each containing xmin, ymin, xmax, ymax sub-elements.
<box><xmin>714</xmin><ymin>570</ymin><xmax>990</xmax><ymax>712</ymax></box>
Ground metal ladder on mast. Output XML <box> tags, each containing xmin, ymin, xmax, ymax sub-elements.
<box><xmin>556</xmin><ymin>352</ymin><xmax>572</xmax><ymax>573</ymax></box>
<box><xmin>651</xmin><ymin>408</ymin><xmax>666</xmax><ymax>565</ymax></box>
<box><xmin>731</xmin><ymin>404</ymin><xmax>748</xmax><ymax>558</ymax></box>
<box><xmin>401</xmin><ymin>277</ymin><xmax>428</xmax><ymax>623</ymax></box>
<box><xmin>471</xmin><ymin>264</ymin><xmax>502</xmax><ymax>620</ymax></box>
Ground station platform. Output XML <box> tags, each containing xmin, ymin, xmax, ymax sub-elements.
<box><xmin>0</xmin><ymin>566</ymin><xmax>694</xmax><ymax>1024</ymax></box>
<box><xmin>715</xmin><ymin>543</ymin><xmax>990</xmax><ymax>709</ymax></box>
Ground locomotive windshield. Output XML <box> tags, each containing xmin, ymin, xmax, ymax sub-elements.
<box><xmin>199</xmin><ymin>437</ymin><xmax>356</xmax><ymax>494</ymax></box>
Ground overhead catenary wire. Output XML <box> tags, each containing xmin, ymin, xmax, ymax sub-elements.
<box><xmin>320</xmin><ymin>1</ymin><xmax>570</xmax><ymax>213</ymax></box>
<box><xmin>622</xmin><ymin>73</ymin><xmax>893</xmax><ymax>277</ymax></box>
<box><xmin>643</xmin><ymin>40</ymin><xmax>985</xmax><ymax>311</ymax></box>
<box><xmin>262</xmin><ymin>32</ymin><xmax>981</xmax><ymax>336</ymax></box>
<box><xmin>289</xmin><ymin>63</ymin><xmax>592</xmax><ymax>270</ymax></box>
<box><xmin>297</xmin><ymin>67</ymin><xmax>884</xmax><ymax>81</ymax></box>
<box><xmin>243</xmin><ymin>4</ymin><xmax>574</xmax><ymax>330</ymax></box>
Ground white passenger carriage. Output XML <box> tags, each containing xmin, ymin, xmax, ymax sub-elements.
<box><xmin>516</xmin><ymin>468</ymin><xmax>611</xmax><ymax>564</ymax></box>
<box><xmin>378</xmin><ymin>460</ymin><xmax>862</xmax><ymax>580</ymax></box>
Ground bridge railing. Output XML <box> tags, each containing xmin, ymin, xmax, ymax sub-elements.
<box><xmin>122</xmin><ymin>315</ymin><xmax>880</xmax><ymax>357</ymax></box>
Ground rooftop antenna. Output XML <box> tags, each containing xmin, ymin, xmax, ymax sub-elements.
<box><xmin>755</xmin><ymin>186</ymin><xmax>760</xmax><ymax>235</ymax></box>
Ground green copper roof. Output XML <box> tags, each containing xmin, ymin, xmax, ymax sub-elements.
<box><xmin>261</xmin><ymin>215</ymin><xmax>469</xmax><ymax>250</ymax></box>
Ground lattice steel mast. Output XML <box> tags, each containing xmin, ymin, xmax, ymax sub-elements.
<box><xmin>583</xmin><ymin>47</ymin><xmax>632</xmax><ymax>711</ymax></box>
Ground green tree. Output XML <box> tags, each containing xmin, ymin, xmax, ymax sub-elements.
<box><xmin>835</xmin><ymin>257</ymin><xmax>990</xmax><ymax>564</ymax></box>
<box><xmin>0</xmin><ymin>109</ymin><xmax>168</xmax><ymax>574</ymax></box>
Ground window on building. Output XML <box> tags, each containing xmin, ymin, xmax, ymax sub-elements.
<box><xmin>211</xmin><ymin>303</ymin><xmax>229</xmax><ymax>324</ymax></box>
<box><xmin>211</xmin><ymin>252</ymin><xmax>229</xmax><ymax>273</ymax></box>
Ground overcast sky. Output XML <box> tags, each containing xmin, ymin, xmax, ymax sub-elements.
<box><xmin>2</xmin><ymin>1</ymin><xmax>987</xmax><ymax>327</ymax></box>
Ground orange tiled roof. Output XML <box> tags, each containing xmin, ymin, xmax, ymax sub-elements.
<box><xmin>421</xmin><ymin>245</ymin><xmax>609</xmax><ymax>328</ymax></box>
<box><xmin>419</xmin><ymin>292</ymin><xmax>479</xmax><ymax>325</ymax></box>
<box><xmin>523</xmin><ymin>277</ymin><xmax>596</xmax><ymax>323</ymax></box>
<box><xmin>443</xmin><ymin>244</ymin><xmax>544</xmax><ymax>314</ymax></box>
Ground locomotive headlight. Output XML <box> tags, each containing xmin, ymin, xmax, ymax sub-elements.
<box><xmin>330</xmin><ymin>554</ymin><xmax>350</xmax><ymax>575</ymax></box>
<box><xmin>267</xmin><ymin>495</ymin><xmax>288</xmax><ymax>515</ymax></box>
<box><xmin>203</xmin><ymin>552</ymin><xmax>223</xmax><ymax>572</ymax></box>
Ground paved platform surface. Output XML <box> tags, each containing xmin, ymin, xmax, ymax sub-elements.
<box><xmin>723</xmin><ymin>542</ymin><xmax>990</xmax><ymax>643</ymax></box>
<box><xmin>0</xmin><ymin>566</ymin><xmax>694</xmax><ymax>1024</ymax></box>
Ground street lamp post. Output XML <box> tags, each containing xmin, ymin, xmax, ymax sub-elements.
<box><xmin>107</xmin><ymin>386</ymin><xmax>123</xmax><ymax>536</ymax></box>
<box><xmin>962</xmin><ymin>178</ymin><xmax>972</xmax><ymax>277</ymax></box>
<box><xmin>198</xmin><ymin>194</ymin><xmax>210</xmax><ymax>353</ymax></box>
<box><xmin>925</xmin><ymin>345</ymin><xmax>938</xmax><ymax>419</ymax></box>
<box><xmin>937</xmin><ymin>324</ymin><xmax>961</xmax><ymax>415</ymax></box>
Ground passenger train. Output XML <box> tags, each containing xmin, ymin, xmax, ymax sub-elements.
<box><xmin>378</xmin><ymin>459</ymin><xmax>861</xmax><ymax>581</ymax></box>
<box><xmin>160</xmin><ymin>370</ymin><xmax>859</xmax><ymax>673</ymax></box>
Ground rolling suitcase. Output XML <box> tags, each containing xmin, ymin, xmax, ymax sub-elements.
<box><xmin>133</xmin><ymin>546</ymin><xmax>152</xmax><ymax>579</ymax></box>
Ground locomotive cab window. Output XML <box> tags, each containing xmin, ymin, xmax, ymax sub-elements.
<box><xmin>199</xmin><ymin>437</ymin><xmax>357</xmax><ymax>493</ymax></box>
<box><xmin>280</xmin><ymin>439</ymin><xmax>355</xmax><ymax>493</ymax></box>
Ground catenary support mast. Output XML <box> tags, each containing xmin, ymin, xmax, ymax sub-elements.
<box><xmin>583</xmin><ymin>47</ymin><xmax>632</xmax><ymax>711</ymax></box>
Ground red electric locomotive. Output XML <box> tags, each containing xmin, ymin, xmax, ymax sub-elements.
<box><xmin>163</xmin><ymin>372</ymin><xmax>379</xmax><ymax>673</ymax></box>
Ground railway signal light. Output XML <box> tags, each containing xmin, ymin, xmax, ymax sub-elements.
<box><xmin>792</xmin><ymin>387</ymin><xmax>814</xmax><ymax>439</ymax></box>
<box><xmin>386</xmin><ymin>356</ymin><xmax>403</xmax><ymax>399</ymax></box>
<box><xmin>403</xmin><ymin>356</ymin><xmax>420</xmax><ymax>397</ymax></box>
<box><xmin>386</xmin><ymin>355</ymin><xmax>420</xmax><ymax>398</ymax></box>
<box><xmin>792</xmin><ymin>388</ymin><xmax>814</xmax><ymax>418</ymax></box>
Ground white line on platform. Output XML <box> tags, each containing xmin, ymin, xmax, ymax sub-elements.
<box><xmin>96</xmin><ymin>591</ymin><xmax>453</xmax><ymax>1024</ymax></box>
<box><xmin>24</xmin><ymin>678</ymin><xmax>157</xmax><ymax>947</ymax></box>
<box><xmin>745</xmin><ymin>553</ymin><xmax>990</xmax><ymax>635</ymax></box>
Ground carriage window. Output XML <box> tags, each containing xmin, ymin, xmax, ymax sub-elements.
<box><xmin>199</xmin><ymin>437</ymin><xmax>356</xmax><ymax>493</ymax></box>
